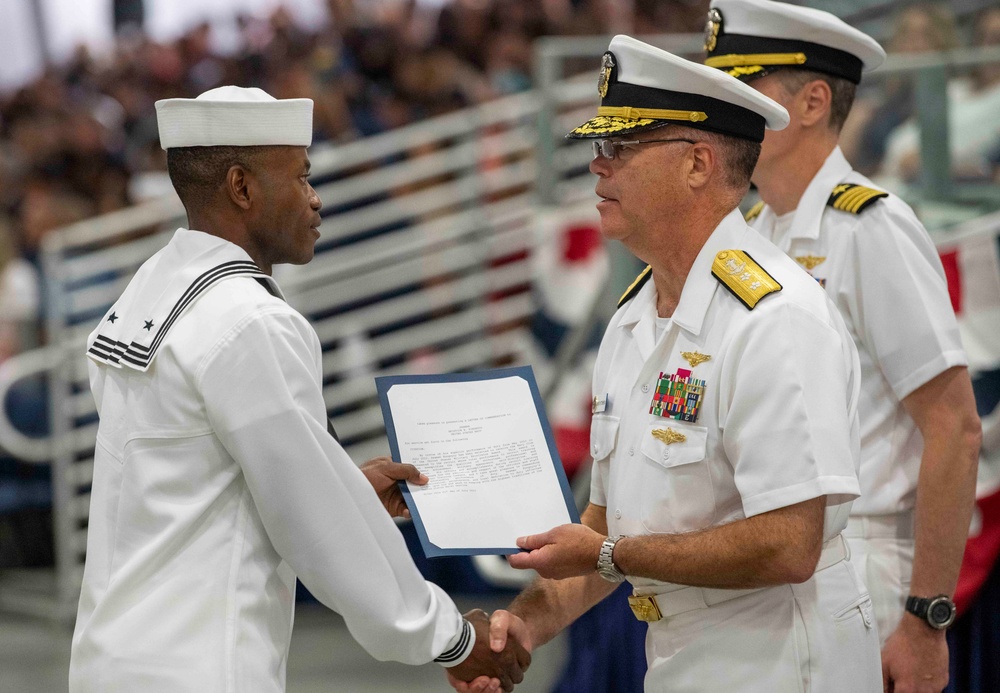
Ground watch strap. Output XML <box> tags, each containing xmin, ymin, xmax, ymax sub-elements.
<box><xmin>597</xmin><ymin>535</ymin><xmax>625</xmax><ymax>582</ymax></box>
<box><xmin>905</xmin><ymin>595</ymin><xmax>929</xmax><ymax>620</ymax></box>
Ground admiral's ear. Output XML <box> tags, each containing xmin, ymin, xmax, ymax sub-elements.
<box><xmin>687</xmin><ymin>141</ymin><xmax>716</xmax><ymax>190</ymax></box>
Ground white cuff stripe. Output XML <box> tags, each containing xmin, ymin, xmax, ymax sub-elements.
<box><xmin>435</xmin><ymin>619</ymin><xmax>474</xmax><ymax>665</ymax></box>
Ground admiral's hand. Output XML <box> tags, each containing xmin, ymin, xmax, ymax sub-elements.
<box><xmin>359</xmin><ymin>457</ymin><xmax>426</xmax><ymax>519</ymax></box>
<box><xmin>447</xmin><ymin>610</ymin><xmax>534</xmax><ymax>693</ymax></box>
<box><xmin>507</xmin><ymin>524</ymin><xmax>605</xmax><ymax>579</ymax></box>
<box><xmin>446</xmin><ymin>610</ymin><xmax>531</xmax><ymax>693</ymax></box>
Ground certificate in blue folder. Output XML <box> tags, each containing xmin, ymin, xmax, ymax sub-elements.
<box><xmin>376</xmin><ymin>366</ymin><xmax>581</xmax><ymax>558</ymax></box>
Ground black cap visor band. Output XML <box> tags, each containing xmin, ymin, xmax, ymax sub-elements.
<box><xmin>708</xmin><ymin>33</ymin><xmax>863</xmax><ymax>84</ymax></box>
<box><xmin>568</xmin><ymin>81</ymin><xmax>767</xmax><ymax>142</ymax></box>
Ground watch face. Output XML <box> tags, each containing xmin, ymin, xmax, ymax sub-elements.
<box><xmin>598</xmin><ymin>568</ymin><xmax>625</xmax><ymax>583</ymax></box>
<box><xmin>928</xmin><ymin>598</ymin><xmax>956</xmax><ymax>628</ymax></box>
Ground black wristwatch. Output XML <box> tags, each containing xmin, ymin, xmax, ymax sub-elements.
<box><xmin>905</xmin><ymin>594</ymin><xmax>957</xmax><ymax>630</ymax></box>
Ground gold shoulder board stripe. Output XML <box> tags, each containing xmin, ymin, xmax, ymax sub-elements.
<box><xmin>827</xmin><ymin>183</ymin><xmax>888</xmax><ymax>214</ymax></box>
<box><xmin>618</xmin><ymin>265</ymin><xmax>652</xmax><ymax>308</ymax></box>
<box><xmin>711</xmin><ymin>250</ymin><xmax>782</xmax><ymax>310</ymax></box>
<box><xmin>744</xmin><ymin>200</ymin><xmax>765</xmax><ymax>223</ymax></box>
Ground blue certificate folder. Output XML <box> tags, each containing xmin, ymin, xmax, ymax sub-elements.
<box><xmin>376</xmin><ymin>366</ymin><xmax>581</xmax><ymax>558</ymax></box>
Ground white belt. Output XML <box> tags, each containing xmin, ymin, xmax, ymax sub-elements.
<box><xmin>845</xmin><ymin>511</ymin><xmax>914</xmax><ymax>540</ymax></box>
<box><xmin>628</xmin><ymin>534</ymin><xmax>849</xmax><ymax>622</ymax></box>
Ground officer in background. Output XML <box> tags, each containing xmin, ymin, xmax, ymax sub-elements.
<box><xmin>703</xmin><ymin>2</ymin><xmax>982</xmax><ymax>691</ymax></box>
<box><xmin>69</xmin><ymin>86</ymin><xmax>529</xmax><ymax>693</ymax></box>
<box><xmin>455</xmin><ymin>35</ymin><xmax>881</xmax><ymax>693</ymax></box>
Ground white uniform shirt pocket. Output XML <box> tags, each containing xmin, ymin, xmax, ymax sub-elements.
<box><xmin>639</xmin><ymin>422</ymin><xmax>715</xmax><ymax>533</ymax></box>
<box><xmin>640</xmin><ymin>422</ymin><xmax>708</xmax><ymax>469</ymax></box>
<box><xmin>589</xmin><ymin>415</ymin><xmax>619</xmax><ymax>506</ymax></box>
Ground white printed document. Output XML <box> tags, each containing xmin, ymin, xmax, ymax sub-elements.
<box><xmin>376</xmin><ymin>366</ymin><xmax>580</xmax><ymax>557</ymax></box>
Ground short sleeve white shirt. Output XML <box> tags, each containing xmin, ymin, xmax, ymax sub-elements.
<box><xmin>750</xmin><ymin>147</ymin><xmax>967</xmax><ymax>515</ymax></box>
<box><xmin>589</xmin><ymin>210</ymin><xmax>862</xmax><ymax>590</ymax></box>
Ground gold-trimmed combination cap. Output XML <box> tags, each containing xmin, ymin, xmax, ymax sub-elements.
<box><xmin>705</xmin><ymin>0</ymin><xmax>886</xmax><ymax>84</ymax></box>
<box><xmin>568</xmin><ymin>35</ymin><xmax>789</xmax><ymax>143</ymax></box>
<box><xmin>155</xmin><ymin>85</ymin><xmax>314</xmax><ymax>150</ymax></box>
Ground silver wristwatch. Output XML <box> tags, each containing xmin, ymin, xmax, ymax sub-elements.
<box><xmin>597</xmin><ymin>535</ymin><xmax>625</xmax><ymax>583</ymax></box>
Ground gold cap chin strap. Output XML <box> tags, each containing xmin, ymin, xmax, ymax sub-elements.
<box><xmin>705</xmin><ymin>52</ymin><xmax>807</xmax><ymax>68</ymax></box>
<box><xmin>597</xmin><ymin>106</ymin><xmax>708</xmax><ymax>123</ymax></box>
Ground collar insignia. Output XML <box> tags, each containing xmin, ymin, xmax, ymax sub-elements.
<box><xmin>680</xmin><ymin>351</ymin><xmax>711</xmax><ymax>368</ymax></box>
<box><xmin>795</xmin><ymin>255</ymin><xmax>826</xmax><ymax>271</ymax></box>
<box><xmin>652</xmin><ymin>428</ymin><xmax>687</xmax><ymax>445</ymax></box>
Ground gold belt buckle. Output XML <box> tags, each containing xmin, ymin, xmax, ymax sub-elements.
<box><xmin>628</xmin><ymin>594</ymin><xmax>663</xmax><ymax>622</ymax></box>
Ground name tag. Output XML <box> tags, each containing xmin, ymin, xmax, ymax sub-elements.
<box><xmin>592</xmin><ymin>393</ymin><xmax>609</xmax><ymax>414</ymax></box>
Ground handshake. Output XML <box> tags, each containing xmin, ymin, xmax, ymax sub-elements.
<box><xmin>446</xmin><ymin>609</ymin><xmax>531</xmax><ymax>693</ymax></box>
<box><xmin>360</xmin><ymin>458</ymin><xmax>535</xmax><ymax>691</ymax></box>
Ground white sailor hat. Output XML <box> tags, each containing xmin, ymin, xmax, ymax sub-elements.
<box><xmin>155</xmin><ymin>85</ymin><xmax>313</xmax><ymax>150</ymax></box>
<box><xmin>705</xmin><ymin>0</ymin><xmax>886</xmax><ymax>83</ymax></box>
<box><xmin>567</xmin><ymin>35</ymin><xmax>789</xmax><ymax>142</ymax></box>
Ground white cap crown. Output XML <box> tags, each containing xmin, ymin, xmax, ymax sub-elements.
<box><xmin>155</xmin><ymin>86</ymin><xmax>313</xmax><ymax>150</ymax></box>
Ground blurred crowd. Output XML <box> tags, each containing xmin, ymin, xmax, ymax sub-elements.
<box><xmin>0</xmin><ymin>0</ymin><xmax>709</xmax><ymax>362</ymax></box>
<box><xmin>841</xmin><ymin>3</ymin><xmax>1000</xmax><ymax>185</ymax></box>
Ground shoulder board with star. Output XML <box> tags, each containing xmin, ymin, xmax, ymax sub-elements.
<box><xmin>743</xmin><ymin>200</ymin><xmax>764</xmax><ymax>222</ymax></box>
<box><xmin>711</xmin><ymin>250</ymin><xmax>782</xmax><ymax>310</ymax></box>
<box><xmin>827</xmin><ymin>183</ymin><xmax>888</xmax><ymax>214</ymax></box>
<box><xmin>617</xmin><ymin>265</ymin><xmax>652</xmax><ymax>308</ymax></box>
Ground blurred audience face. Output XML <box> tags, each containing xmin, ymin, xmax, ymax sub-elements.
<box><xmin>973</xmin><ymin>8</ymin><xmax>1000</xmax><ymax>90</ymax></box>
<box><xmin>889</xmin><ymin>4</ymin><xmax>959</xmax><ymax>54</ymax></box>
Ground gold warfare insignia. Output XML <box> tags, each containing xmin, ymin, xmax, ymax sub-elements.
<box><xmin>795</xmin><ymin>255</ymin><xmax>826</xmax><ymax>271</ymax></box>
<box><xmin>827</xmin><ymin>183</ymin><xmax>888</xmax><ymax>214</ymax></box>
<box><xmin>652</xmin><ymin>428</ymin><xmax>687</xmax><ymax>445</ymax></box>
<box><xmin>680</xmin><ymin>351</ymin><xmax>711</xmax><ymax>368</ymax></box>
<box><xmin>704</xmin><ymin>8</ymin><xmax>722</xmax><ymax>53</ymax></box>
<box><xmin>598</xmin><ymin>52</ymin><xmax>615</xmax><ymax>98</ymax></box>
<box><xmin>712</xmin><ymin>250</ymin><xmax>782</xmax><ymax>310</ymax></box>
<box><xmin>744</xmin><ymin>200</ymin><xmax>764</xmax><ymax>222</ymax></box>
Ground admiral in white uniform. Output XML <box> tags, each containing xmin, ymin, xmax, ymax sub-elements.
<box><xmin>463</xmin><ymin>36</ymin><xmax>882</xmax><ymax>693</ymax></box>
<box><xmin>705</xmin><ymin>2</ymin><xmax>982</xmax><ymax>690</ymax></box>
<box><xmin>69</xmin><ymin>86</ymin><xmax>529</xmax><ymax>693</ymax></box>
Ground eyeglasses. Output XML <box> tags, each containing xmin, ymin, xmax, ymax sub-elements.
<box><xmin>592</xmin><ymin>137</ymin><xmax>697</xmax><ymax>161</ymax></box>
